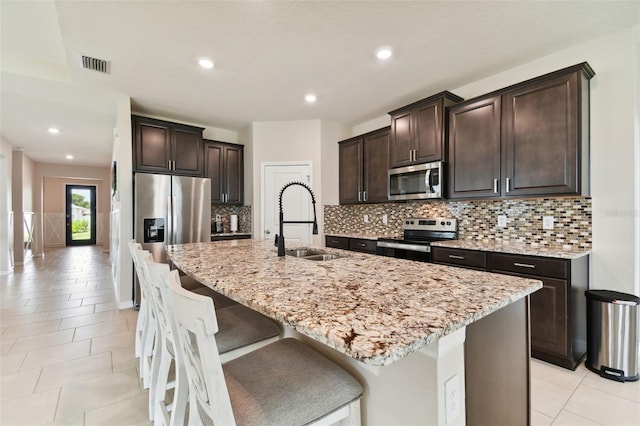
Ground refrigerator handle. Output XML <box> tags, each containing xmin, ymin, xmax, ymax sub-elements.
<box><xmin>166</xmin><ymin>195</ymin><xmax>173</xmax><ymax>245</ymax></box>
<box><xmin>171</xmin><ymin>195</ymin><xmax>178</xmax><ymax>244</ymax></box>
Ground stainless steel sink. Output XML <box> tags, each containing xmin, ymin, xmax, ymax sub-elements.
<box><xmin>285</xmin><ymin>248</ymin><xmax>325</xmax><ymax>258</ymax></box>
<box><xmin>285</xmin><ymin>248</ymin><xmax>342</xmax><ymax>261</ymax></box>
<box><xmin>300</xmin><ymin>254</ymin><xmax>342</xmax><ymax>261</ymax></box>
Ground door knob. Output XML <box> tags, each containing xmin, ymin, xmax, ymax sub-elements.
<box><xmin>265</xmin><ymin>229</ymin><xmax>271</xmax><ymax>234</ymax></box>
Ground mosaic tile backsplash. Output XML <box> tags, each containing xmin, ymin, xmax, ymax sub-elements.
<box><xmin>211</xmin><ymin>205</ymin><xmax>252</xmax><ymax>234</ymax></box>
<box><xmin>324</xmin><ymin>197</ymin><xmax>592</xmax><ymax>248</ymax></box>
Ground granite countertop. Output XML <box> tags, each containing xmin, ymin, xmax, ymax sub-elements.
<box><xmin>431</xmin><ymin>239</ymin><xmax>591</xmax><ymax>260</ymax></box>
<box><xmin>167</xmin><ymin>239</ymin><xmax>541</xmax><ymax>366</ymax></box>
<box><xmin>210</xmin><ymin>232</ymin><xmax>252</xmax><ymax>238</ymax></box>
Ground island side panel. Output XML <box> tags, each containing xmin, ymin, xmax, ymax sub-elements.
<box><xmin>464</xmin><ymin>297</ymin><xmax>530</xmax><ymax>426</ymax></box>
<box><xmin>283</xmin><ymin>325</ymin><xmax>466</xmax><ymax>426</ymax></box>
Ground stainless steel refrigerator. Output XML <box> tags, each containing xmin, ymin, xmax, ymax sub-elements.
<box><xmin>133</xmin><ymin>173</ymin><xmax>211</xmax><ymax>305</ymax></box>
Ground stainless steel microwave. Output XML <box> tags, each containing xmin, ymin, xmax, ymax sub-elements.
<box><xmin>388</xmin><ymin>161</ymin><xmax>443</xmax><ymax>200</ymax></box>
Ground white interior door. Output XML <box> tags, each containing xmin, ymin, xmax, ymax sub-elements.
<box><xmin>262</xmin><ymin>163</ymin><xmax>313</xmax><ymax>246</ymax></box>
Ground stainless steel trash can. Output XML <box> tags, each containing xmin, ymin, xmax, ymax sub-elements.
<box><xmin>585</xmin><ymin>290</ymin><xmax>639</xmax><ymax>382</ymax></box>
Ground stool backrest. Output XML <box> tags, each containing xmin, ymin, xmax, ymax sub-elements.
<box><xmin>167</xmin><ymin>270</ymin><xmax>236</xmax><ymax>425</ymax></box>
<box><xmin>128</xmin><ymin>241</ymin><xmax>156</xmax><ymax>315</ymax></box>
<box><xmin>141</xmin><ymin>255</ymin><xmax>178</xmax><ymax>348</ymax></box>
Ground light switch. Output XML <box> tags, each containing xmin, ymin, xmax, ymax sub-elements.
<box><xmin>382</xmin><ymin>214</ymin><xmax>388</xmax><ymax>225</ymax></box>
<box><xmin>497</xmin><ymin>215</ymin><xmax>507</xmax><ymax>228</ymax></box>
<box><xmin>543</xmin><ymin>216</ymin><xmax>555</xmax><ymax>230</ymax></box>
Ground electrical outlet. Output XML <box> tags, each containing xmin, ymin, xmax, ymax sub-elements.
<box><xmin>382</xmin><ymin>214</ymin><xmax>388</xmax><ymax>225</ymax></box>
<box><xmin>215</xmin><ymin>214</ymin><xmax>221</xmax><ymax>222</ymax></box>
<box><xmin>497</xmin><ymin>215</ymin><xmax>507</xmax><ymax>228</ymax></box>
<box><xmin>445</xmin><ymin>374</ymin><xmax>460</xmax><ymax>424</ymax></box>
<box><xmin>363</xmin><ymin>214</ymin><xmax>369</xmax><ymax>223</ymax></box>
<box><xmin>542</xmin><ymin>216</ymin><xmax>555</xmax><ymax>230</ymax></box>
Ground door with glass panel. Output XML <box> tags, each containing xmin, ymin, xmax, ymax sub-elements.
<box><xmin>65</xmin><ymin>185</ymin><xmax>96</xmax><ymax>246</ymax></box>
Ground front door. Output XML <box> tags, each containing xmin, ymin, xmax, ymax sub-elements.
<box><xmin>65</xmin><ymin>185</ymin><xmax>96</xmax><ymax>246</ymax></box>
<box><xmin>262</xmin><ymin>162</ymin><xmax>313</xmax><ymax>246</ymax></box>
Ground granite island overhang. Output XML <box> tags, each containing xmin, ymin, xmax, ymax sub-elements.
<box><xmin>167</xmin><ymin>239</ymin><xmax>542</xmax><ymax>425</ymax></box>
<box><xmin>167</xmin><ymin>239</ymin><xmax>541</xmax><ymax>367</ymax></box>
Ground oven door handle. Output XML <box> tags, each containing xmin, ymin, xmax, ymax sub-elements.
<box><xmin>376</xmin><ymin>241</ymin><xmax>431</xmax><ymax>253</ymax></box>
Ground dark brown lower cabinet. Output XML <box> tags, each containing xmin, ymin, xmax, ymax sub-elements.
<box><xmin>465</xmin><ymin>297</ymin><xmax>530</xmax><ymax>426</ymax></box>
<box><xmin>490</xmin><ymin>253</ymin><xmax>588</xmax><ymax>370</ymax></box>
<box><xmin>325</xmin><ymin>236</ymin><xmax>376</xmax><ymax>254</ymax></box>
<box><xmin>431</xmin><ymin>247</ymin><xmax>487</xmax><ymax>270</ymax></box>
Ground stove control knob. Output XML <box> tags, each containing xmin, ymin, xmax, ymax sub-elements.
<box><xmin>446</xmin><ymin>221</ymin><xmax>451</xmax><ymax>226</ymax></box>
<box><xmin>440</xmin><ymin>221</ymin><xmax>445</xmax><ymax>226</ymax></box>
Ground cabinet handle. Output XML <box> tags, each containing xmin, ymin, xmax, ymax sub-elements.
<box><xmin>493</xmin><ymin>179</ymin><xmax>499</xmax><ymax>193</ymax></box>
<box><xmin>359</xmin><ymin>243</ymin><xmax>366</xmax><ymax>247</ymax></box>
<box><xmin>363</xmin><ymin>191</ymin><xmax>368</xmax><ymax>202</ymax></box>
<box><xmin>514</xmin><ymin>262</ymin><xmax>535</xmax><ymax>269</ymax></box>
<box><xmin>449</xmin><ymin>255</ymin><xmax>465</xmax><ymax>260</ymax></box>
<box><xmin>506</xmin><ymin>177</ymin><xmax>511</xmax><ymax>193</ymax></box>
<box><xmin>358</xmin><ymin>191</ymin><xmax>362</xmax><ymax>202</ymax></box>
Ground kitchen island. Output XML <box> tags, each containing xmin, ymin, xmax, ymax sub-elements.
<box><xmin>168</xmin><ymin>239</ymin><xmax>542</xmax><ymax>425</ymax></box>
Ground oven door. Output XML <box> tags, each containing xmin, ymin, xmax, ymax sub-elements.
<box><xmin>388</xmin><ymin>161</ymin><xmax>442</xmax><ymax>201</ymax></box>
<box><xmin>376</xmin><ymin>241</ymin><xmax>431</xmax><ymax>262</ymax></box>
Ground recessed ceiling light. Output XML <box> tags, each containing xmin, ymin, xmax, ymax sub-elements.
<box><xmin>65</xmin><ymin>154</ymin><xmax>74</xmax><ymax>160</ymax></box>
<box><xmin>376</xmin><ymin>47</ymin><xmax>393</xmax><ymax>60</ymax></box>
<box><xmin>305</xmin><ymin>94</ymin><xmax>317</xmax><ymax>103</ymax></box>
<box><xmin>198</xmin><ymin>58</ymin><xmax>214</xmax><ymax>69</ymax></box>
<box><xmin>48</xmin><ymin>127</ymin><xmax>60</xmax><ymax>134</ymax></box>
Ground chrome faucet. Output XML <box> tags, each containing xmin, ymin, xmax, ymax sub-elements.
<box><xmin>275</xmin><ymin>181</ymin><xmax>318</xmax><ymax>256</ymax></box>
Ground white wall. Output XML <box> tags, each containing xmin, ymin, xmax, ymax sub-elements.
<box><xmin>349</xmin><ymin>26</ymin><xmax>640</xmax><ymax>296</ymax></box>
<box><xmin>0</xmin><ymin>137</ymin><xmax>14</xmax><ymax>273</ymax></box>
<box><xmin>112</xmin><ymin>96</ymin><xmax>134</xmax><ymax>308</ymax></box>
<box><xmin>249</xmin><ymin>120</ymin><xmax>323</xmax><ymax>244</ymax></box>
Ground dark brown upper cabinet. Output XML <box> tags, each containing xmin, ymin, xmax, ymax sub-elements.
<box><xmin>448</xmin><ymin>62</ymin><xmax>594</xmax><ymax>199</ymax></box>
<box><xmin>132</xmin><ymin>115</ymin><xmax>204</xmax><ymax>176</ymax></box>
<box><xmin>204</xmin><ymin>140</ymin><xmax>244</xmax><ymax>205</ymax></box>
<box><xmin>339</xmin><ymin>127</ymin><xmax>390</xmax><ymax>204</ymax></box>
<box><xmin>388</xmin><ymin>91</ymin><xmax>463</xmax><ymax>168</ymax></box>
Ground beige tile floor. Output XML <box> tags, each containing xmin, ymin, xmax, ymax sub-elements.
<box><xmin>1</xmin><ymin>246</ymin><xmax>639</xmax><ymax>425</ymax></box>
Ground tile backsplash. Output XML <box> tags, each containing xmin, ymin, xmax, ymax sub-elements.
<box><xmin>324</xmin><ymin>197</ymin><xmax>591</xmax><ymax>248</ymax></box>
<box><xmin>211</xmin><ymin>205</ymin><xmax>252</xmax><ymax>234</ymax></box>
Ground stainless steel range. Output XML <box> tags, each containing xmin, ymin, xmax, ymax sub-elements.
<box><xmin>377</xmin><ymin>217</ymin><xmax>457</xmax><ymax>262</ymax></box>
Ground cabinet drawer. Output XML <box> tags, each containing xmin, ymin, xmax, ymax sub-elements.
<box><xmin>491</xmin><ymin>254</ymin><xmax>567</xmax><ymax>279</ymax></box>
<box><xmin>432</xmin><ymin>247</ymin><xmax>487</xmax><ymax>270</ymax></box>
<box><xmin>325</xmin><ymin>236</ymin><xmax>349</xmax><ymax>250</ymax></box>
<box><xmin>349</xmin><ymin>238</ymin><xmax>377</xmax><ymax>253</ymax></box>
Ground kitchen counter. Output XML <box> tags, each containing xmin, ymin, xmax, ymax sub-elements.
<box><xmin>210</xmin><ymin>232</ymin><xmax>252</xmax><ymax>241</ymax></box>
<box><xmin>432</xmin><ymin>239</ymin><xmax>591</xmax><ymax>259</ymax></box>
<box><xmin>167</xmin><ymin>239</ymin><xmax>541</xmax><ymax>366</ymax></box>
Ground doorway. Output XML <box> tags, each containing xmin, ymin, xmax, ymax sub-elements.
<box><xmin>261</xmin><ymin>162</ymin><xmax>314</xmax><ymax>246</ymax></box>
<box><xmin>65</xmin><ymin>185</ymin><xmax>96</xmax><ymax>246</ymax></box>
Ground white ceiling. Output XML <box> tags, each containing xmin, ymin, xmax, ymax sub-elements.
<box><xmin>1</xmin><ymin>1</ymin><xmax>638</xmax><ymax>167</ymax></box>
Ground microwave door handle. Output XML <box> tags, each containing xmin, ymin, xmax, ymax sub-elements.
<box><xmin>425</xmin><ymin>169</ymin><xmax>432</xmax><ymax>193</ymax></box>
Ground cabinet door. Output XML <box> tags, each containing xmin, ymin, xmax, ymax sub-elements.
<box><xmin>530</xmin><ymin>278</ymin><xmax>569</xmax><ymax>358</ymax></box>
<box><xmin>389</xmin><ymin>111</ymin><xmax>413</xmax><ymax>168</ymax></box>
<box><xmin>448</xmin><ymin>96</ymin><xmax>501</xmax><ymax>199</ymax></box>
<box><xmin>134</xmin><ymin>118</ymin><xmax>171</xmax><ymax>173</ymax></box>
<box><xmin>224</xmin><ymin>144</ymin><xmax>243</xmax><ymax>205</ymax></box>
<box><xmin>339</xmin><ymin>138</ymin><xmax>363</xmax><ymax>204</ymax></box>
<box><xmin>414</xmin><ymin>99</ymin><xmax>443</xmax><ymax>163</ymax></box>
<box><xmin>204</xmin><ymin>142</ymin><xmax>224</xmax><ymax>204</ymax></box>
<box><xmin>362</xmin><ymin>129</ymin><xmax>389</xmax><ymax>203</ymax></box>
<box><xmin>171</xmin><ymin>126</ymin><xmax>203</xmax><ymax>176</ymax></box>
<box><xmin>502</xmin><ymin>72</ymin><xmax>579</xmax><ymax>196</ymax></box>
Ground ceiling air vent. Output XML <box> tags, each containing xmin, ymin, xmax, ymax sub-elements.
<box><xmin>78</xmin><ymin>54</ymin><xmax>110</xmax><ymax>74</ymax></box>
